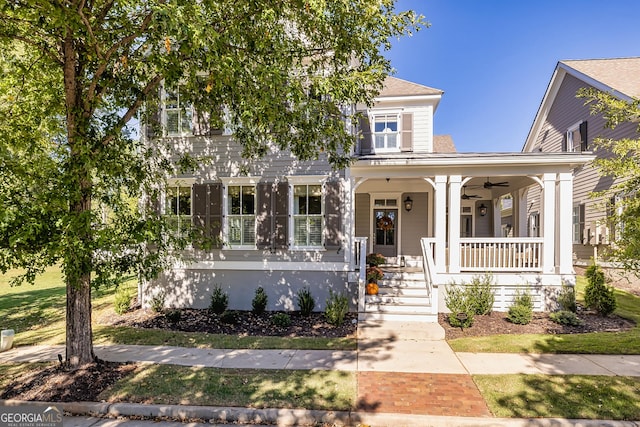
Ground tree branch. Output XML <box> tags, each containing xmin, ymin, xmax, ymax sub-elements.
<box><xmin>100</xmin><ymin>74</ymin><xmax>163</xmax><ymax>147</ymax></box>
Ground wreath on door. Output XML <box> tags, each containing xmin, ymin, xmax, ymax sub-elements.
<box><xmin>377</xmin><ymin>215</ymin><xmax>394</xmax><ymax>231</ymax></box>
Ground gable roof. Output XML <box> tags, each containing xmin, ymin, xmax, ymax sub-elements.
<box><xmin>378</xmin><ymin>76</ymin><xmax>443</xmax><ymax>98</ymax></box>
<box><xmin>522</xmin><ymin>57</ymin><xmax>640</xmax><ymax>151</ymax></box>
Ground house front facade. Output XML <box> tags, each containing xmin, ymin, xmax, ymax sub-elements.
<box><xmin>522</xmin><ymin>57</ymin><xmax>640</xmax><ymax>265</ymax></box>
<box><xmin>144</xmin><ymin>76</ymin><xmax>592</xmax><ymax>321</ymax></box>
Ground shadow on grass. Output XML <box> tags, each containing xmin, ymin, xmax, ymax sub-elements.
<box><xmin>476</xmin><ymin>374</ymin><xmax>640</xmax><ymax>420</ymax></box>
<box><xmin>102</xmin><ymin>365</ymin><xmax>357</xmax><ymax>413</ymax></box>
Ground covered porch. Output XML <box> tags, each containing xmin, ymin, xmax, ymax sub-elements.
<box><xmin>349</xmin><ymin>152</ymin><xmax>594</xmax><ymax>319</ymax></box>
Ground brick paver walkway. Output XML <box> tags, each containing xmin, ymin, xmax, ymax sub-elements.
<box><xmin>357</xmin><ymin>371</ymin><xmax>492</xmax><ymax>417</ymax></box>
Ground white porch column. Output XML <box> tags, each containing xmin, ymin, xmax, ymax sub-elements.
<box><xmin>516</xmin><ymin>189</ymin><xmax>528</xmax><ymax>237</ymax></box>
<box><xmin>434</xmin><ymin>175</ymin><xmax>447</xmax><ymax>273</ymax></box>
<box><xmin>493</xmin><ymin>199</ymin><xmax>501</xmax><ymax>237</ymax></box>
<box><xmin>449</xmin><ymin>175</ymin><xmax>462</xmax><ymax>273</ymax></box>
<box><xmin>542</xmin><ymin>173</ymin><xmax>557</xmax><ymax>274</ymax></box>
<box><xmin>558</xmin><ymin>172</ymin><xmax>574</xmax><ymax>274</ymax></box>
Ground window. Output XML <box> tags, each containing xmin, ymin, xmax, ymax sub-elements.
<box><xmin>227</xmin><ymin>185</ymin><xmax>256</xmax><ymax>247</ymax></box>
<box><xmin>572</xmin><ymin>204</ymin><xmax>585</xmax><ymax>244</ymax></box>
<box><xmin>164</xmin><ymin>88</ymin><xmax>193</xmax><ymax>136</ymax></box>
<box><xmin>165</xmin><ymin>186</ymin><xmax>191</xmax><ymax>237</ymax></box>
<box><xmin>564</xmin><ymin>121</ymin><xmax>587</xmax><ymax>152</ymax></box>
<box><xmin>372</xmin><ymin>114</ymin><xmax>399</xmax><ymax>151</ymax></box>
<box><xmin>293</xmin><ymin>184</ymin><xmax>323</xmax><ymax>247</ymax></box>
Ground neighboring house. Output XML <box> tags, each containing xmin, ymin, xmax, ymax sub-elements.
<box><xmin>144</xmin><ymin>76</ymin><xmax>592</xmax><ymax>321</ymax></box>
<box><xmin>522</xmin><ymin>57</ymin><xmax>640</xmax><ymax>264</ymax></box>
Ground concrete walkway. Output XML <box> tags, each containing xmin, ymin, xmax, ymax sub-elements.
<box><xmin>1</xmin><ymin>321</ymin><xmax>640</xmax><ymax>425</ymax></box>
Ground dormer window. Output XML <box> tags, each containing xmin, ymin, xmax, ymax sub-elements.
<box><xmin>373</xmin><ymin>114</ymin><xmax>400</xmax><ymax>151</ymax></box>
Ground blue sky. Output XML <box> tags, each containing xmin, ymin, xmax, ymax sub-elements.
<box><xmin>386</xmin><ymin>0</ymin><xmax>640</xmax><ymax>152</ymax></box>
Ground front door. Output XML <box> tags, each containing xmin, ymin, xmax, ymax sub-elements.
<box><xmin>373</xmin><ymin>209</ymin><xmax>397</xmax><ymax>257</ymax></box>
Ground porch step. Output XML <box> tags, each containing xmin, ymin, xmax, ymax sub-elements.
<box><xmin>362</xmin><ymin>266</ymin><xmax>436</xmax><ymax>323</ymax></box>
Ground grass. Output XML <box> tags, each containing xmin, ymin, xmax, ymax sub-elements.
<box><xmin>448</xmin><ymin>275</ymin><xmax>640</xmax><ymax>354</ymax></box>
<box><xmin>93</xmin><ymin>326</ymin><xmax>356</xmax><ymax>350</ymax></box>
<box><xmin>475</xmin><ymin>374</ymin><xmax>640</xmax><ymax>420</ymax></box>
<box><xmin>100</xmin><ymin>365</ymin><xmax>356</xmax><ymax>411</ymax></box>
<box><xmin>0</xmin><ymin>267</ymin><xmax>356</xmax><ymax>351</ymax></box>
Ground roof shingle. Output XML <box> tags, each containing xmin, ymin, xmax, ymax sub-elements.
<box><xmin>378</xmin><ymin>76</ymin><xmax>443</xmax><ymax>98</ymax></box>
<box><xmin>561</xmin><ymin>57</ymin><xmax>640</xmax><ymax>98</ymax></box>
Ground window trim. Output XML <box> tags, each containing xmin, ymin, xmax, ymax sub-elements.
<box><xmin>572</xmin><ymin>204</ymin><xmax>585</xmax><ymax>244</ymax></box>
<box><xmin>163</xmin><ymin>178</ymin><xmax>195</xmax><ymax>238</ymax></box>
<box><xmin>162</xmin><ymin>84</ymin><xmax>194</xmax><ymax>137</ymax></box>
<box><xmin>221</xmin><ymin>177</ymin><xmax>259</xmax><ymax>249</ymax></box>
<box><xmin>370</xmin><ymin>112</ymin><xmax>401</xmax><ymax>153</ymax></box>
<box><xmin>287</xmin><ymin>175</ymin><xmax>327</xmax><ymax>250</ymax></box>
<box><xmin>564</xmin><ymin>121</ymin><xmax>587</xmax><ymax>153</ymax></box>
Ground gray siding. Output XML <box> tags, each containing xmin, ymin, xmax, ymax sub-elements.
<box><xmin>400</xmin><ymin>192</ymin><xmax>428</xmax><ymax>256</ymax></box>
<box><xmin>475</xmin><ymin>201</ymin><xmax>493</xmax><ymax>237</ymax></box>
<box><xmin>148</xmin><ymin>269</ymin><xmax>354</xmax><ymax>311</ymax></box>
<box><xmin>355</xmin><ymin>193</ymin><xmax>371</xmax><ymax>243</ymax></box>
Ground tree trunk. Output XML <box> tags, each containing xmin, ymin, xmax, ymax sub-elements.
<box><xmin>65</xmin><ymin>273</ymin><xmax>95</xmax><ymax>366</ymax></box>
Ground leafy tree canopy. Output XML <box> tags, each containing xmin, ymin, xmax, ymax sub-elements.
<box><xmin>579</xmin><ymin>87</ymin><xmax>640</xmax><ymax>272</ymax></box>
<box><xmin>0</xmin><ymin>0</ymin><xmax>425</xmax><ymax>364</ymax></box>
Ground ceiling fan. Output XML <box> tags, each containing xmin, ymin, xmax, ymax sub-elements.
<box><xmin>483</xmin><ymin>179</ymin><xmax>509</xmax><ymax>189</ymax></box>
<box><xmin>461</xmin><ymin>186</ymin><xmax>481</xmax><ymax>200</ymax></box>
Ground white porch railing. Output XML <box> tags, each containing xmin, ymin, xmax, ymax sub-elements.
<box><xmin>459</xmin><ymin>238</ymin><xmax>543</xmax><ymax>272</ymax></box>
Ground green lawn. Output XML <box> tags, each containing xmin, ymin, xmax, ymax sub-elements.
<box><xmin>448</xmin><ymin>276</ymin><xmax>640</xmax><ymax>354</ymax></box>
<box><xmin>101</xmin><ymin>365</ymin><xmax>356</xmax><ymax>411</ymax></box>
<box><xmin>475</xmin><ymin>374</ymin><xmax>640</xmax><ymax>420</ymax></box>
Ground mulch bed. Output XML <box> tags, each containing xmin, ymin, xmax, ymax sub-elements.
<box><xmin>102</xmin><ymin>309</ymin><xmax>358</xmax><ymax>339</ymax></box>
<box><xmin>0</xmin><ymin>359</ymin><xmax>137</xmax><ymax>402</ymax></box>
<box><xmin>439</xmin><ymin>310</ymin><xmax>635</xmax><ymax>340</ymax></box>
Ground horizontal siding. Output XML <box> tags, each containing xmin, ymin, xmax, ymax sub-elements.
<box><xmin>400</xmin><ymin>192</ymin><xmax>428</xmax><ymax>256</ymax></box>
<box><xmin>167</xmin><ymin>135</ymin><xmax>338</xmax><ymax>180</ymax></box>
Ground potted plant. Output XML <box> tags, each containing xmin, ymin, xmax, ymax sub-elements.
<box><xmin>366</xmin><ymin>266</ymin><xmax>384</xmax><ymax>295</ymax></box>
<box><xmin>366</xmin><ymin>253</ymin><xmax>386</xmax><ymax>267</ymax></box>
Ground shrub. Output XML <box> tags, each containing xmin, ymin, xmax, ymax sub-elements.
<box><xmin>209</xmin><ymin>285</ymin><xmax>229</xmax><ymax>314</ymax></box>
<box><xmin>444</xmin><ymin>284</ymin><xmax>474</xmax><ymax>328</ymax></box>
<box><xmin>114</xmin><ymin>287</ymin><xmax>132</xmax><ymax>315</ymax></box>
<box><xmin>149</xmin><ymin>291</ymin><xmax>165</xmax><ymax>313</ymax></box>
<box><xmin>507</xmin><ymin>290</ymin><xmax>533</xmax><ymax>325</ymax></box>
<box><xmin>325</xmin><ymin>291</ymin><xmax>349</xmax><ymax>326</ymax></box>
<box><xmin>220</xmin><ymin>310</ymin><xmax>239</xmax><ymax>324</ymax></box>
<box><xmin>557</xmin><ymin>283</ymin><xmax>577</xmax><ymax>312</ymax></box>
<box><xmin>296</xmin><ymin>287</ymin><xmax>315</xmax><ymax>316</ymax></box>
<box><xmin>550</xmin><ymin>310</ymin><xmax>584</xmax><ymax>326</ymax></box>
<box><xmin>466</xmin><ymin>274</ymin><xmax>495</xmax><ymax>315</ymax></box>
<box><xmin>271</xmin><ymin>312</ymin><xmax>292</xmax><ymax>328</ymax></box>
<box><xmin>252</xmin><ymin>287</ymin><xmax>268</xmax><ymax>314</ymax></box>
<box><xmin>165</xmin><ymin>309</ymin><xmax>182</xmax><ymax>324</ymax></box>
<box><xmin>584</xmin><ymin>264</ymin><xmax>617</xmax><ymax>316</ymax></box>
<box><xmin>366</xmin><ymin>253</ymin><xmax>386</xmax><ymax>266</ymax></box>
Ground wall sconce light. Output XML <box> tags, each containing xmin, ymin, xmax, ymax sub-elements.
<box><xmin>404</xmin><ymin>196</ymin><xmax>413</xmax><ymax>212</ymax></box>
<box><xmin>478</xmin><ymin>203</ymin><xmax>488</xmax><ymax>217</ymax></box>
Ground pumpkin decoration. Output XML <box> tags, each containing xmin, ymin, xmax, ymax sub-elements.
<box><xmin>366</xmin><ymin>282</ymin><xmax>379</xmax><ymax>295</ymax></box>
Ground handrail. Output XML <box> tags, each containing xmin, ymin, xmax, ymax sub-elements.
<box><xmin>354</xmin><ymin>237</ymin><xmax>368</xmax><ymax>313</ymax></box>
<box><xmin>420</xmin><ymin>237</ymin><xmax>436</xmax><ymax>298</ymax></box>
